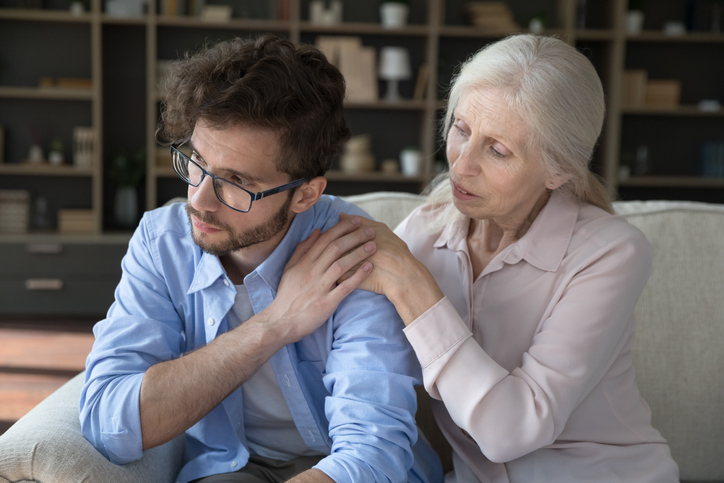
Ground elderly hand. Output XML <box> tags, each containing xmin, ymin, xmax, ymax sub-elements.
<box><xmin>337</xmin><ymin>212</ymin><xmax>444</xmax><ymax>325</ymax></box>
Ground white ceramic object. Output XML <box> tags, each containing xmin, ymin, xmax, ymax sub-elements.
<box><xmin>380</xmin><ymin>2</ymin><xmax>409</xmax><ymax>29</ymax></box>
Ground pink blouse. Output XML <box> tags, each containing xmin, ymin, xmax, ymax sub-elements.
<box><xmin>400</xmin><ymin>192</ymin><xmax>679</xmax><ymax>483</ymax></box>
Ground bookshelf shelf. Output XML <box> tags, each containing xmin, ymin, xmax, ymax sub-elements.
<box><xmin>618</xmin><ymin>176</ymin><xmax>724</xmax><ymax>188</ymax></box>
<box><xmin>0</xmin><ymin>86</ymin><xmax>94</xmax><ymax>101</ymax></box>
<box><xmin>0</xmin><ymin>8</ymin><xmax>92</xmax><ymax>23</ymax></box>
<box><xmin>626</xmin><ymin>32</ymin><xmax>724</xmax><ymax>43</ymax></box>
<box><xmin>0</xmin><ymin>164</ymin><xmax>94</xmax><ymax>177</ymax></box>
<box><xmin>300</xmin><ymin>22</ymin><xmax>430</xmax><ymax>36</ymax></box>
<box><xmin>621</xmin><ymin>105</ymin><xmax>724</xmax><ymax>117</ymax></box>
<box><xmin>155</xmin><ymin>16</ymin><xmax>292</xmax><ymax>31</ymax></box>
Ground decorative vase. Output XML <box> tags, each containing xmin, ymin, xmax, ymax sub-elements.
<box><xmin>400</xmin><ymin>148</ymin><xmax>422</xmax><ymax>176</ymax></box>
<box><xmin>626</xmin><ymin>10</ymin><xmax>645</xmax><ymax>34</ymax></box>
<box><xmin>114</xmin><ymin>185</ymin><xmax>138</xmax><ymax>229</ymax></box>
<box><xmin>380</xmin><ymin>2</ymin><xmax>409</xmax><ymax>28</ymax></box>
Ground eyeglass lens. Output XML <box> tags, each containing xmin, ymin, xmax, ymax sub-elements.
<box><xmin>173</xmin><ymin>149</ymin><xmax>253</xmax><ymax>212</ymax></box>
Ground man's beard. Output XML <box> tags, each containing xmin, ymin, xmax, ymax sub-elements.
<box><xmin>185</xmin><ymin>195</ymin><xmax>292</xmax><ymax>257</ymax></box>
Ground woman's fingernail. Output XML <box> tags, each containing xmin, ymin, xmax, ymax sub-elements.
<box><xmin>365</xmin><ymin>228</ymin><xmax>374</xmax><ymax>237</ymax></box>
<box><xmin>364</xmin><ymin>242</ymin><xmax>376</xmax><ymax>252</ymax></box>
<box><xmin>362</xmin><ymin>262</ymin><xmax>373</xmax><ymax>272</ymax></box>
<box><xmin>350</xmin><ymin>217</ymin><xmax>360</xmax><ymax>225</ymax></box>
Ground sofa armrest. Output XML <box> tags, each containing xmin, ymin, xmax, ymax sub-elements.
<box><xmin>0</xmin><ymin>372</ymin><xmax>185</xmax><ymax>483</ymax></box>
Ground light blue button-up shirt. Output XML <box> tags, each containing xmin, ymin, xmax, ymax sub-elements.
<box><xmin>79</xmin><ymin>195</ymin><xmax>443</xmax><ymax>483</ymax></box>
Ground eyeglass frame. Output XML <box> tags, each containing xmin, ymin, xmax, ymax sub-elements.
<box><xmin>170</xmin><ymin>144</ymin><xmax>308</xmax><ymax>214</ymax></box>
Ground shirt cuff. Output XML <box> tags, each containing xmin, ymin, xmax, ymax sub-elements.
<box><xmin>403</xmin><ymin>297</ymin><xmax>472</xmax><ymax>368</ymax></box>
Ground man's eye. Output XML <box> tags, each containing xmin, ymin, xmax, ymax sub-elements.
<box><xmin>229</xmin><ymin>176</ymin><xmax>249</xmax><ymax>186</ymax></box>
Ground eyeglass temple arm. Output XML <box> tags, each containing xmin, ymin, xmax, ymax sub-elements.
<box><xmin>253</xmin><ymin>179</ymin><xmax>307</xmax><ymax>201</ymax></box>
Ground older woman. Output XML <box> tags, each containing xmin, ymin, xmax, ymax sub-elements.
<box><xmin>336</xmin><ymin>34</ymin><xmax>679</xmax><ymax>482</ymax></box>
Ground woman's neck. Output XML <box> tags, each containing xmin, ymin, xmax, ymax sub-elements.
<box><xmin>466</xmin><ymin>190</ymin><xmax>551</xmax><ymax>279</ymax></box>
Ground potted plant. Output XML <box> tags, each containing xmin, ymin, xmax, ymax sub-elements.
<box><xmin>380</xmin><ymin>0</ymin><xmax>409</xmax><ymax>29</ymax></box>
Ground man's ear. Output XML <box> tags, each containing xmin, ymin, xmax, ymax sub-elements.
<box><xmin>291</xmin><ymin>176</ymin><xmax>327</xmax><ymax>214</ymax></box>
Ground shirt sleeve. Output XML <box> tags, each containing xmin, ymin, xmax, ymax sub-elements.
<box><xmin>403</xmin><ymin>226</ymin><xmax>653</xmax><ymax>464</ymax></box>
<box><xmin>313</xmin><ymin>288</ymin><xmax>427</xmax><ymax>483</ymax></box>
<box><xmin>79</xmin><ymin>213</ymin><xmax>186</xmax><ymax>464</ymax></box>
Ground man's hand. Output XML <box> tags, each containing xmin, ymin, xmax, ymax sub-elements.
<box><xmin>140</xmin><ymin>216</ymin><xmax>378</xmax><ymax>451</ymax></box>
<box><xmin>261</xmin><ymin>215</ymin><xmax>377</xmax><ymax>345</ymax></box>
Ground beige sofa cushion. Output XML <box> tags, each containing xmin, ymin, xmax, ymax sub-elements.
<box><xmin>615</xmin><ymin>201</ymin><xmax>724</xmax><ymax>482</ymax></box>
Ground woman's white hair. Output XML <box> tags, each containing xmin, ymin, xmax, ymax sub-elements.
<box><xmin>425</xmin><ymin>34</ymin><xmax>612</xmax><ymax>231</ymax></box>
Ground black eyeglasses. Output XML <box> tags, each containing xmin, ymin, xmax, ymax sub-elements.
<box><xmin>170</xmin><ymin>145</ymin><xmax>307</xmax><ymax>213</ymax></box>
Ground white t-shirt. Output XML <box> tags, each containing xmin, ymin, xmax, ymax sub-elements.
<box><xmin>229</xmin><ymin>285</ymin><xmax>323</xmax><ymax>461</ymax></box>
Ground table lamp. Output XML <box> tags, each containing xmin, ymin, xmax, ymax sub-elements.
<box><xmin>379</xmin><ymin>46</ymin><xmax>411</xmax><ymax>101</ymax></box>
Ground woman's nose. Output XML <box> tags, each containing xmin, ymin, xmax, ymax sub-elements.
<box><xmin>450</xmin><ymin>146</ymin><xmax>480</xmax><ymax>177</ymax></box>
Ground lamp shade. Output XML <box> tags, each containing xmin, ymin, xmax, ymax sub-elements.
<box><xmin>378</xmin><ymin>47</ymin><xmax>412</xmax><ymax>81</ymax></box>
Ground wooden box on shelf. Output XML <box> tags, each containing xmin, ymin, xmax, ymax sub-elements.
<box><xmin>645</xmin><ymin>80</ymin><xmax>681</xmax><ymax>108</ymax></box>
<box><xmin>58</xmin><ymin>209</ymin><xmax>95</xmax><ymax>235</ymax></box>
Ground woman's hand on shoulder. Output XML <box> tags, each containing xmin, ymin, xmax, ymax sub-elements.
<box><xmin>335</xmin><ymin>212</ymin><xmax>445</xmax><ymax>325</ymax></box>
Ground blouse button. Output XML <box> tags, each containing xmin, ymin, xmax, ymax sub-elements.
<box><xmin>223</xmin><ymin>279</ymin><xmax>229</xmax><ymax>286</ymax></box>
<box><xmin>207</xmin><ymin>318</ymin><xmax>215</xmax><ymax>326</ymax></box>
<box><xmin>230</xmin><ymin>461</ymin><xmax>238</xmax><ymax>468</ymax></box>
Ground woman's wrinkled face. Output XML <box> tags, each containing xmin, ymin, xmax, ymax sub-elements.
<box><xmin>446</xmin><ymin>87</ymin><xmax>551</xmax><ymax>226</ymax></box>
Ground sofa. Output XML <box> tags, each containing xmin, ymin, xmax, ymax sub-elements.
<box><xmin>1</xmin><ymin>191</ymin><xmax>722</xmax><ymax>483</ymax></box>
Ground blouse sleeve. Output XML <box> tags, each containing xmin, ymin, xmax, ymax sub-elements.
<box><xmin>403</xmin><ymin>224</ymin><xmax>653</xmax><ymax>463</ymax></box>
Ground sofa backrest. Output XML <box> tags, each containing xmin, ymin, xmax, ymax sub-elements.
<box><xmin>614</xmin><ymin>200</ymin><xmax>724</xmax><ymax>482</ymax></box>
<box><xmin>345</xmin><ymin>192</ymin><xmax>724</xmax><ymax>482</ymax></box>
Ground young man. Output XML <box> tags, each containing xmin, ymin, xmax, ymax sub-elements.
<box><xmin>79</xmin><ymin>35</ymin><xmax>442</xmax><ymax>483</ymax></box>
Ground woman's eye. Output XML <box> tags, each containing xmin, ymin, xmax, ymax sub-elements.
<box><xmin>490</xmin><ymin>146</ymin><xmax>505</xmax><ymax>158</ymax></box>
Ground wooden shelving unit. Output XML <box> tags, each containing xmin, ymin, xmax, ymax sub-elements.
<box><xmin>1</xmin><ymin>0</ymin><xmax>723</xmax><ymax>238</ymax></box>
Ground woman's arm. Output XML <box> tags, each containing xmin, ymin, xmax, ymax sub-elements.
<box><xmin>404</xmin><ymin>230</ymin><xmax>654</xmax><ymax>463</ymax></box>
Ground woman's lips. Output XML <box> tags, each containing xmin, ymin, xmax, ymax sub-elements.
<box><xmin>452</xmin><ymin>181</ymin><xmax>478</xmax><ymax>201</ymax></box>
<box><xmin>192</xmin><ymin>216</ymin><xmax>222</xmax><ymax>234</ymax></box>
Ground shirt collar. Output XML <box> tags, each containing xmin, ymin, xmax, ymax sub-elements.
<box><xmin>432</xmin><ymin>190</ymin><xmax>580</xmax><ymax>272</ymax></box>
<box><xmin>187</xmin><ymin>208</ymin><xmax>314</xmax><ymax>295</ymax></box>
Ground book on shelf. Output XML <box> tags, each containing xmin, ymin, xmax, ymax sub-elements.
<box><xmin>413</xmin><ymin>63</ymin><xmax>429</xmax><ymax>101</ymax></box>
<box><xmin>621</xmin><ymin>70</ymin><xmax>647</xmax><ymax>108</ymax></box>
<box><xmin>316</xmin><ymin>36</ymin><xmax>377</xmax><ymax>102</ymax></box>
<box><xmin>699</xmin><ymin>141</ymin><xmax>724</xmax><ymax>178</ymax></box>
<box><xmin>0</xmin><ymin>125</ymin><xmax>4</xmax><ymax>164</ymax></box>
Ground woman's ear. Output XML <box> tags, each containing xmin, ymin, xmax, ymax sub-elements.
<box><xmin>291</xmin><ymin>176</ymin><xmax>327</xmax><ymax>214</ymax></box>
<box><xmin>546</xmin><ymin>175</ymin><xmax>569</xmax><ymax>190</ymax></box>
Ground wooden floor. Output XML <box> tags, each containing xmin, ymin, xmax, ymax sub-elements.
<box><xmin>0</xmin><ymin>319</ymin><xmax>96</xmax><ymax>435</ymax></box>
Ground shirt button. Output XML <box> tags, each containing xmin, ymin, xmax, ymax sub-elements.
<box><xmin>223</xmin><ymin>279</ymin><xmax>229</xmax><ymax>286</ymax></box>
<box><xmin>207</xmin><ymin>318</ymin><xmax>215</xmax><ymax>326</ymax></box>
<box><xmin>230</xmin><ymin>461</ymin><xmax>238</xmax><ymax>468</ymax></box>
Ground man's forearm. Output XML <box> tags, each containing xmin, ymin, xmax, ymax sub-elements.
<box><xmin>139</xmin><ymin>312</ymin><xmax>284</xmax><ymax>450</ymax></box>
<box><xmin>287</xmin><ymin>469</ymin><xmax>335</xmax><ymax>483</ymax></box>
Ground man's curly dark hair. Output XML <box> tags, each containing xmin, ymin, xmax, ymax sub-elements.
<box><xmin>158</xmin><ymin>34</ymin><xmax>351</xmax><ymax>181</ymax></box>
